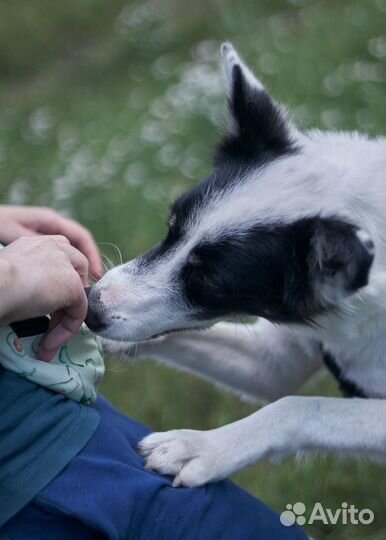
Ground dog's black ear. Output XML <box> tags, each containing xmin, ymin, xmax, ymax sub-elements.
<box><xmin>308</xmin><ymin>219</ymin><xmax>375</xmax><ymax>306</ymax></box>
<box><xmin>215</xmin><ymin>43</ymin><xmax>294</xmax><ymax>165</ymax></box>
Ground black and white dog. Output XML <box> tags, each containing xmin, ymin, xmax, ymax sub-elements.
<box><xmin>87</xmin><ymin>43</ymin><xmax>386</xmax><ymax>488</ymax></box>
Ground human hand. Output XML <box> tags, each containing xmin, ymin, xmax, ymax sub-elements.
<box><xmin>0</xmin><ymin>205</ymin><xmax>102</xmax><ymax>279</ymax></box>
<box><xmin>0</xmin><ymin>235</ymin><xmax>89</xmax><ymax>361</ymax></box>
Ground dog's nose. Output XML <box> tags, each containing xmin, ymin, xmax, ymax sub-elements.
<box><xmin>85</xmin><ymin>307</ymin><xmax>106</xmax><ymax>333</ymax></box>
<box><xmin>85</xmin><ymin>287</ymin><xmax>107</xmax><ymax>333</ymax></box>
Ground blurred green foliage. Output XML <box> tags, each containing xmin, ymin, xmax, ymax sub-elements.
<box><xmin>0</xmin><ymin>1</ymin><xmax>385</xmax><ymax>538</ymax></box>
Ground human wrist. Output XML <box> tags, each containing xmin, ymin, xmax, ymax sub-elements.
<box><xmin>0</xmin><ymin>253</ymin><xmax>17</xmax><ymax>324</ymax></box>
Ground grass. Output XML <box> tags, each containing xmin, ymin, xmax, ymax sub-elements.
<box><xmin>0</xmin><ymin>0</ymin><xmax>385</xmax><ymax>538</ymax></box>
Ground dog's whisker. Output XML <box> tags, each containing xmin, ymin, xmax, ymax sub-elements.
<box><xmin>101</xmin><ymin>254</ymin><xmax>114</xmax><ymax>272</ymax></box>
<box><xmin>98</xmin><ymin>242</ymin><xmax>123</xmax><ymax>266</ymax></box>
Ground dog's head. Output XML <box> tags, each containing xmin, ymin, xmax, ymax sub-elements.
<box><xmin>86</xmin><ymin>43</ymin><xmax>374</xmax><ymax>341</ymax></box>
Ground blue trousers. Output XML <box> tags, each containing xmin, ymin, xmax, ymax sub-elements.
<box><xmin>1</xmin><ymin>397</ymin><xmax>307</xmax><ymax>540</ymax></box>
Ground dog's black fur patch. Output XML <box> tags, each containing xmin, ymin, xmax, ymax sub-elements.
<box><xmin>161</xmin><ymin>65</ymin><xmax>298</xmax><ymax>241</ymax></box>
<box><xmin>323</xmin><ymin>349</ymin><xmax>367</xmax><ymax>398</ymax></box>
<box><xmin>215</xmin><ymin>65</ymin><xmax>295</xmax><ymax>166</ymax></box>
<box><xmin>178</xmin><ymin>217</ymin><xmax>374</xmax><ymax>324</ymax></box>
<box><xmin>136</xmin><ymin>204</ymin><xmax>373</xmax><ymax>325</ymax></box>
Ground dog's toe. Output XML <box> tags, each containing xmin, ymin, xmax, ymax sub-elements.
<box><xmin>138</xmin><ymin>429</ymin><xmax>219</xmax><ymax>486</ymax></box>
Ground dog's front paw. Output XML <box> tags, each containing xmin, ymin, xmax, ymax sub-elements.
<box><xmin>138</xmin><ymin>429</ymin><xmax>226</xmax><ymax>487</ymax></box>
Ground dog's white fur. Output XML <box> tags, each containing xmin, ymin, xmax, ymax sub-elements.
<box><xmin>97</xmin><ymin>44</ymin><xmax>386</xmax><ymax>487</ymax></box>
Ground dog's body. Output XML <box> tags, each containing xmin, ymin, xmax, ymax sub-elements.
<box><xmin>87</xmin><ymin>44</ymin><xmax>386</xmax><ymax>487</ymax></box>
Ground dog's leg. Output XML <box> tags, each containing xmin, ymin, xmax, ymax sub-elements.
<box><xmin>110</xmin><ymin>319</ymin><xmax>323</xmax><ymax>403</ymax></box>
<box><xmin>139</xmin><ymin>397</ymin><xmax>386</xmax><ymax>487</ymax></box>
